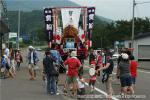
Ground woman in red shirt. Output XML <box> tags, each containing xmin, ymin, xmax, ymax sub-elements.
<box><xmin>130</xmin><ymin>55</ymin><xmax>138</xmax><ymax>89</ymax></box>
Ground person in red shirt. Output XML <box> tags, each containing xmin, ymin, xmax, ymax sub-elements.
<box><xmin>96</xmin><ymin>51</ymin><xmax>103</xmax><ymax>76</ymax></box>
<box><xmin>130</xmin><ymin>55</ymin><xmax>138</xmax><ymax>89</ymax></box>
<box><xmin>63</xmin><ymin>51</ymin><xmax>81</xmax><ymax>96</ymax></box>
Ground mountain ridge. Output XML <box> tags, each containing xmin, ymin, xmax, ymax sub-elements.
<box><xmin>6</xmin><ymin>0</ymin><xmax>113</xmax><ymax>23</ymax></box>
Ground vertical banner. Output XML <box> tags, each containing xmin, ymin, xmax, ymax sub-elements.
<box><xmin>44</xmin><ymin>8</ymin><xmax>53</xmax><ymax>42</ymax></box>
<box><xmin>87</xmin><ymin>7</ymin><xmax>95</xmax><ymax>40</ymax></box>
<box><xmin>55</xmin><ymin>27</ymin><xmax>62</xmax><ymax>44</ymax></box>
<box><xmin>78</xmin><ymin>27</ymin><xmax>85</xmax><ymax>43</ymax></box>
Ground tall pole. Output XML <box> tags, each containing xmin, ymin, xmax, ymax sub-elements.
<box><xmin>17</xmin><ymin>9</ymin><xmax>20</xmax><ymax>49</ymax></box>
<box><xmin>131</xmin><ymin>0</ymin><xmax>136</xmax><ymax>49</ymax></box>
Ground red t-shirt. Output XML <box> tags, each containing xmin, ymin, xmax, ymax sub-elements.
<box><xmin>97</xmin><ymin>55</ymin><xmax>103</xmax><ymax>65</ymax></box>
<box><xmin>90</xmin><ymin>75</ymin><xmax>97</xmax><ymax>81</ymax></box>
<box><xmin>130</xmin><ymin>60</ymin><xmax>138</xmax><ymax>77</ymax></box>
<box><xmin>64</xmin><ymin>57</ymin><xmax>81</xmax><ymax>77</ymax></box>
<box><xmin>90</xmin><ymin>60</ymin><xmax>96</xmax><ymax>65</ymax></box>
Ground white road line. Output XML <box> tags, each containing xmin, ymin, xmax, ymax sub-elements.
<box><xmin>84</xmin><ymin>82</ymin><xmax>119</xmax><ymax>100</ymax></box>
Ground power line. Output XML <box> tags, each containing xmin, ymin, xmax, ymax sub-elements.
<box><xmin>136</xmin><ymin>1</ymin><xmax>150</xmax><ymax>5</ymax></box>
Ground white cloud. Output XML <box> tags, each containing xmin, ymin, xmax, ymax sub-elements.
<box><xmin>70</xmin><ymin>0</ymin><xmax>150</xmax><ymax>20</ymax></box>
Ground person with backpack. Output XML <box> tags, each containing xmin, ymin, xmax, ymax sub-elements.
<box><xmin>50</xmin><ymin>43</ymin><xmax>63</xmax><ymax>95</ymax></box>
<box><xmin>97</xmin><ymin>48</ymin><xmax>114</xmax><ymax>100</ymax></box>
<box><xmin>1</xmin><ymin>55</ymin><xmax>14</xmax><ymax>78</ymax></box>
<box><xmin>1</xmin><ymin>55</ymin><xmax>7</xmax><ymax>78</ymax></box>
<box><xmin>43</xmin><ymin>51</ymin><xmax>58</xmax><ymax>95</ymax></box>
<box><xmin>27</xmin><ymin>46</ymin><xmax>39</xmax><ymax>80</ymax></box>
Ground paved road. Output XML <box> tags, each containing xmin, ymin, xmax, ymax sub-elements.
<box><xmin>0</xmin><ymin>49</ymin><xmax>73</xmax><ymax>100</ymax></box>
<box><xmin>0</xmin><ymin>68</ymin><xmax>73</xmax><ymax>100</ymax></box>
<box><xmin>1</xmin><ymin>50</ymin><xmax>150</xmax><ymax>100</ymax></box>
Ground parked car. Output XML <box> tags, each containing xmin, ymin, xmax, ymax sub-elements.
<box><xmin>36</xmin><ymin>48</ymin><xmax>42</xmax><ymax>51</ymax></box>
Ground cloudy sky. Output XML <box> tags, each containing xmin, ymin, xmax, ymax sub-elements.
<box><xmin>70</xmin><ymin>0</ymin><xmax>150</xmax><ymax>20</ymax></box>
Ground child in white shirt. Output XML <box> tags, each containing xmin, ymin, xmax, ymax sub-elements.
<box><xmin>77</xmin><ymin>74</ymin><xmax>86</xmax><ymax>96</ymax></box>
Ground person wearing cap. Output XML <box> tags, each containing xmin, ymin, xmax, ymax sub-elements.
<box><xmin>116</xmin><ymin>53</ymin><xmax>134</xmax><ymax>95</ymax></box>
<box><xmin>63</xmin><ymin>50</ymin><xmax>82</xmax><ymax>96</ymax></box>
<box><xmin>27</xmin><ymin>46</ymin><xmax>39</xmax><ymax>80</ymax></box>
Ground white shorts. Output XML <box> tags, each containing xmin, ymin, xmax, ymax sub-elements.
<box><xmin>10</xmin><ymin>60</ymin><xmax>15</xmax><ymax>70</ymax></box>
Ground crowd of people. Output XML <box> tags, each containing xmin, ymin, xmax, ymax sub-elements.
<box><xmin>42</xmin><ymin>44</ymin><xmax>138</xmax><ymax>100</ymax></box>
<box><xmin>0</xmin><ymin>47</ymin><xmax>23</xmax><ymax>78</ymax></box>
<box><xmin>0</xmin><ymin>45</ymin><xmax>138</xmax><ymax>100</ymax></box>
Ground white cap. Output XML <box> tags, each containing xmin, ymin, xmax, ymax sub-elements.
<box><xmin>71</xmin><ymin>51</ymin><xmax>77</xmax><ymax>57</ymax></box>
<box><xmin>29</xmin><ymin>46</ymin><xmax>34</xmax><ymax>49</ymax></box>
<box><xmin>3</xmin><ymin>55</ymin><xmax>7</xmax><ymax>58</ymax></box>
<box><xmin>121</xmin><ymin>53</ymin><xmax>129</xmax><ymax>60</ymax></box>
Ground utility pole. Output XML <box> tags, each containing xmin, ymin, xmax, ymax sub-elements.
<box><xmin>131</xmin><ymin>0</ymin><xmax>136</xmax><ymax>49</ymax></box>
<box><xmin>131</xmin><ymin>0</ymin><xmax>150</xmax><ymax>49</ymax></box>
<box><xmin>17</xmin><ymin>9</ymin><xmax>20</xmax><ymax>49</ymax></box>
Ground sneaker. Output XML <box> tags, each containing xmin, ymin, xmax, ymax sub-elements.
<box><xmin>56</xmin><ymin>92</ymin><xmax>60</xmax><ymax>95</ymax></box>
<box><xmin>50</xmin><ymin>92</ymin><xmax>54</xmax><ymax>95</ymax></box>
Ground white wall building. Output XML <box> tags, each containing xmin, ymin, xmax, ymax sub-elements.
<box><xmin>124</xmin><ymin>32</ymin><xmax>150</xmax><ymax>69</ymax></box>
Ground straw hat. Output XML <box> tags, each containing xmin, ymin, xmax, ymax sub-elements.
<box><xmin>71</xmin><ymin>51</ymin><xmax>77</xmax><ymax>57</ymax></box>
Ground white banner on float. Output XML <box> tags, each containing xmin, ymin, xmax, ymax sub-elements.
<box><xmin>55</xmin><ymin>27</ymin><xmax>62</xmax><ymax>44</ymax></box>
<box><xmin>61</xmin><ymin>8</ymin><xmax>81</xmax><ymax>29</ymax></box>
<box><xmin>78</xmin><ymin>27</ymin><xmax>85</xmax><ymax>43</ymax></box>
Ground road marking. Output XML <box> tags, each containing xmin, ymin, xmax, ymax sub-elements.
<box><xmin>138</xmin><ymin>70</ymin><xmax>150</xmax><ymax>74</ymax></box>
<box><xmin>84</xmin><ymin>82</ymin><xmax>119</xmax><ymax>100</ymax></box>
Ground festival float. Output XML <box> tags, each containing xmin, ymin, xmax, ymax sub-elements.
<box><xmin>44</xmin><ymin>6</ymin><xmax>95</xmax><ymax>61</ymax></box>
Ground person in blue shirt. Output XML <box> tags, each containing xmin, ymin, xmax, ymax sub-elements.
<box><xmin>1</xmin><ymin>55</ymin><xmax>14</xmax><ymax>78</ymax></box>
<box><xmin>50</xmin><ymin>44</ymin><xmax>62</xmax><ymax>65</ymax></box>
<box><xmin>1</xmin><ymin>55</ymin><xmax>6</xmax><ymax>78</ymax></box>
<box><xmin>50</xmin><ymin>43</ymin><xmax>63</xmax><ymax>95</ymax></box>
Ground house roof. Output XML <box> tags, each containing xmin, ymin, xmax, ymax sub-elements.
<box><xmin>135</xmin><ymin>32</ymin><xmax>150</xmax><ymax>39</ymax></box>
